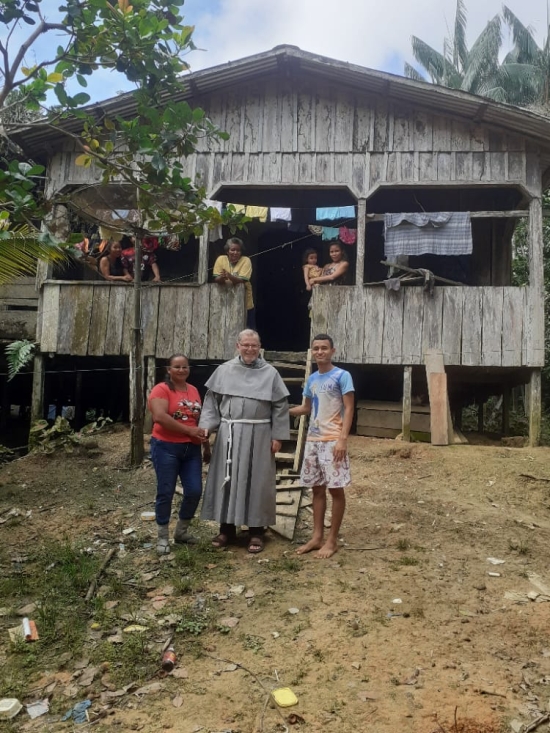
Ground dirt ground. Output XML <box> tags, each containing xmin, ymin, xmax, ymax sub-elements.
<box><xmin>3</xmin><ymin>429</ymin><xmax>550</xmax><ymax>733</ymax></box>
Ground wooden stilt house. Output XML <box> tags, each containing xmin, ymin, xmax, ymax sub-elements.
<box><xmin>9</xmin><ymin>45</ymin><xmax>549</xmax><ymax>444</ymax></box>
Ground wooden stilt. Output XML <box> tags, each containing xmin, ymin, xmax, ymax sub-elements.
<box><xmin>198</xmin><ymin>226</ymin><xmax>209</xmax><ymax>285</ymax></box>
<box><xmin>74</xmin><ymin>371</ymin><xmax>83</xmax><ymax>430</ymax></box>
<box><xmin>0</xmin><ymin>376</ymin><xmax>9</xmax><ymax>432</ymax></box>
<box><xmin>477</xmin><ymin>402</ymin><xmax>484</xmax><ymax>434</ymax></box>
<box><xmin>355</xmin><ymin>199</ymin><xmax>366</xmax><ymax>287</ymax></box>
<box><xmin>528</xmin><ymin>369</ymin><xmax>542</xmax><ymax>447</ymax></box>
<box><xmin>502</xmin><ymin>387</ymin><xmax>510</xmax><ymax>437</ymax></box>
<box><xmin>30</xmin><ymin>354</ymin><xmax>45</xmax><ymax>424</ymax></box>
<box><xmin>144</xmin><ymin>356</ymin><xmax>156</xmax><ymax>434</ymax></box>
<box><xmin>402</xmin><ymin>366</ymin><xmax>412</xmax><ymax>442</ymax></box>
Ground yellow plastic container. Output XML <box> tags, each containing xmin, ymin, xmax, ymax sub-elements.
<box><xmin>271</xmin><ymin>687</ymin><xmax>298</xmax><ymax>707</ymax></box>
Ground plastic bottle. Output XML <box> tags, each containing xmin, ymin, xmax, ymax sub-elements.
<box><xmin>161</xmin><ymin>646</ymin><xmax>176</xmax><ymax>672</ymax></box>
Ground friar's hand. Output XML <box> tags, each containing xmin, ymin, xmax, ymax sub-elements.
<box><xmin>271</xmin><ymin>439</ymin><xmax>282</xmax><ymax>454</ymax></box>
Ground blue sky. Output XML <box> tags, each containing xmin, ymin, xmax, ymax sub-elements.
<box><xmin>3</xmin><ymin>0</ymin><xmax>547</xmax><ymax>104</ymax></box>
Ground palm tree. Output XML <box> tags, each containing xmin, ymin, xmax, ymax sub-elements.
<box><xmin>500</xmin><ymin>5</ymin><xmax>550</xmax><ymax>110</ymax></box>
<box><xmin>405</xmin><ymin>0</ymin><xmax>506</xmax><ymax>101</ymax></box>
<box><xmin>0</xmin><ymin>222</ymin><xmax>68</xmax><ymax>285</ymax></box>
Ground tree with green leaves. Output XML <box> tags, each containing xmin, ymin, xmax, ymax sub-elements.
<box><xmin>0</xmin><ymin>0</ymin><xmax>246</xmax><ymax>464</ymax></box>
<box><xmin>0</xmin><ymin>0</ymin><xmax>242</xmax><ymax>282</ymax></box>
<box><xmin>404</xmin><ymin>0</ymin><xmax>508</xmax><ymax>101</ymax></box>
<box><xmin>500</xmin><ymin>5</ymin><xmax>550</xmax><ymax>111</ymax></box>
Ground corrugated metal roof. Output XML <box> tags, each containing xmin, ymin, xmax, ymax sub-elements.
<box><xmin>11</xmin><ymin>45</ymin><xmax>550</xmax><ymax>159</ymax></box>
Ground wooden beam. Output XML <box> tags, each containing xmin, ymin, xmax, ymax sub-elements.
<box><xmin>502</xmin><ymin>387</ymin><xmax>510</xmax><ymax>437</ymax></box>
<box><xmin>355</xmin><ymin>199</ymin><xmax>366</xmax><ymax>287</ymax></box>
<box><xmin>198</xmin><ymin>225</ymin><xmax>209</xmax><ymax>285</ymax></box>
<box><xmin>528</xmin><ymin>369</ymin><xmax>542</xmax><ymax>447</ymax></box>
<box><xmin>367</xmin><ymin>210</ymin><xmax>532</xmax><ymax>223</ymax></box>
<box><xmin>402</xmin><ymin>366</ymin><xmax>412</xmax><ymax>443</ymax></box>
<box><xmin>30</xmin><ymin>354</ymin><xmax>45</xmax><ymax>424</ymax></box>
<box><xmin>144</xmin><ymin>356</ymin><xmax>156</xmax><ymax>434</ymax></box>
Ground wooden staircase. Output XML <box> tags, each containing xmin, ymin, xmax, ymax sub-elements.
<box><xmin>267</xmin><ymin>350</ymin><xmax>312</xmax><ymax>540</ymax></box>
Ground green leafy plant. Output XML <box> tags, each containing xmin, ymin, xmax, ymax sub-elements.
<box><xmin>5</xmin><ymin>339</ymin><xmax>36</xmax><ymax>380</ymax></box>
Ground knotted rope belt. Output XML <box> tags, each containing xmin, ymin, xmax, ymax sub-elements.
<box><xmin>220</xmin><ymin>417</ymin><xmax>271</xmax><ymax>489</ymax></box>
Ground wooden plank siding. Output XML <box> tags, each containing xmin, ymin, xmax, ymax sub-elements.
<box><xmin>311</xmin><ymin>285</ymin><xmax>541</xmax><ymax>367</ymax></box>
<box><xmin>0</xmin><ymin>276</ymin><xmax>39</xmax><ymax>341</ymax></box>
<box><xmin>38</xmin><ymin>283</ymin><xmax>246</xmax><ymax>359</ymax></box>
<box><xmin>46</xmin><ymin>80</ymin><xmax>539</xmax><ymax>199</ymax></box>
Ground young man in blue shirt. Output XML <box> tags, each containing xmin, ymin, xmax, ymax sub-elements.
<box><xmin>290</xmin><ymin>334</ymin><xmax>354</xmax><ymax>559</ymax></box>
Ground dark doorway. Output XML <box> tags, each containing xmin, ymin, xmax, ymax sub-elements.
<box><xmin>255</xmin><ymin>229</ymin><xmax>311</xmax><ymax>351</ymax></box>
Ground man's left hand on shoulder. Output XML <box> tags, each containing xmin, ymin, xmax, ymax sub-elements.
<box><xmin>333</xmin><ymin>438</ymin><xmax>347</xmax><ymax>462</ymax></box>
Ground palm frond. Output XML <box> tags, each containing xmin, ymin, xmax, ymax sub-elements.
<box><xmin>404</xmin><ymin>62</ymin><xmax>428</xmax><ymax>83</ymax></box>
<box><xmin>502</xmin><ymin>5</ymin><xmax>541</xmax><ymax>65</ymax></box>
<box><xmin>5</xmin><ymin>339</ymin><xmax>36</xmax><ymax>381</ymax></box>
<box><xmin>0</xmin><ymin>224</ymin><xmax>69</xmax><ymax>285</ymax></box>
<box><xmin>461</xmin><ymin>15</ymin><xmax>502</xmax><ymax>94</ymax></box>
<box><xmin>497</xmin><ymin>62</ymin><xmax>543</xmax><ymax>106</ymax></box>
<box><xmin>453</xmin><ymin>0</ymin><xmax>468</xmax><ymax>72</ymax></box>
<box><xmin>410</xmin><ymin>36</ymin><xmax>450</xmax><ymax>85</ymax></box>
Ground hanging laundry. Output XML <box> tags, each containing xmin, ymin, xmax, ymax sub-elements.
<box><xmin>205</xmin><ymin>199</ymin><xmax>223</xmax><ymax>243</ymax></box>
<box><xmin>227</xmin><ymin>203</ymin><xmax>245</xmax><ymax>214</ymax></box>
<box><xmin>308</xmin><ymin>225</ymin><xmax>323</xmax><ymax>236</ymax></box>
<box><xmin>339</xmin><ymin>226</ymin><xmax>357</xmax><ymax>245</ymax></box>
<box><xmin>245</xmin><ymin>205</ymin><xmax>268</xmax><ymax>222</ymax></box>
<box><xmin>384</xmin><ymin>212</ymin><xmax>472</xmax><ymax>258</ymax></box>
<box><xmin>316</xmin><ymin>206</ymin><xmax>356</xmax><ymax>221</ymax></box>
<box><xmin>159</xmin><ymin>234</ymin><xmax>181</xmax><ymax>251</ymax></box>
<box><xmin>322</xmin><ymin>226</ymin><xmax>340</xmax><ymax>241</ymax></box>
<box><xmin>270</xmin><ymin>207</ymin><xmax>292</xmax><ymax>222</ymax></box>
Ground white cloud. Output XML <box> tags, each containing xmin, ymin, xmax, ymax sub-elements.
<box><xmin>187</xmin><ymin>0</ymin><xmax>547</xmax><ymax>77</ymax></box>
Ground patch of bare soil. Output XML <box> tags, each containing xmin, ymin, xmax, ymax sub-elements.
<box><xmin>2</xmin><ymin>430</ymin><xmax>550</xmax><ymax>733</ymax></box>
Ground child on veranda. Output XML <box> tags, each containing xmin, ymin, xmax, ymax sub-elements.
<box><xmin>289</xmin><ymin>334</ymin><xmax>354</xmax><ymax>559</ymax></box>
<box><xmin>302</xmin><ymin>249</ymin><xmax>322</xmax><ymax>291</ymax></box>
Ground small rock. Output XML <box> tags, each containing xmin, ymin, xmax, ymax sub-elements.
<box><xmin>510</xmin><ymin>720</ymin><xmax>523</xmax><ymax>733</ymax></box>
<box><xmin>271</xmin><ymin>632</ymin><xmax>280</xmax><ymax>639</ymax></box>
<box><xmin>171</xmin><ymin>695</ymin><xmax>183</xmax><ymax>708</ymax></box>
<box><xmin>351</xmin><ymin>662</ymin><xmax>361</xmax><ymax>670</ymax></box>
<box><xmin>488</xmin><ymin>572</ymin><xmax>501</xmax><ymax>578</ymax></box>
<box><xmin>219</xmin><ymin>617</ymin><xmax>239</xmax><ymax>628</ymax></box>
<box><xmin>223</xmin><ymin>664</ymin><xmax>238</xmax><ymax>672</ymax></box>
<box><xmin>244</xmin><ymin>590</ymin><xmax>255</xmax><ymax>599</ymax></box>
<box><xmin>288</xmin><ymin>608</ymin><xmax>300</xmax><ymax>615</ymax></box>
<box><xmin>17</xmin><ymin>602</ymin><xmax>37</xmax><ymax>616</ymax></box>
<box><xmin>172</xmin><ymin>668</ymin><xmax>189</xmax><ymax>679</ymax></box>
<box><xmin>392</xmin><ymin>598</ymin><xmax>402</xmax><ymax>604</ymax></box>
<box><xmin>229</xmin><ymin>585</ymin><xmax>245</xmax><ymax>595</ymax></box>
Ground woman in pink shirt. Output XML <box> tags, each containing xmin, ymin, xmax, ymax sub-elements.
<box><xmin>148</xmin><ymin>354</ymin><xmax>210</xmax><ymax>554</ymax></box>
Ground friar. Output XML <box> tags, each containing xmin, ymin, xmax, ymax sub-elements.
<box><xmin>199</xmin><ymin>329</ymin><xmax>290</xmax><ymax>553</ymax></box>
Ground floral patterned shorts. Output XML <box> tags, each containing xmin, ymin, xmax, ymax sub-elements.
<box><xmin>300</xmin><ymin>441</ymin><xmax>351</xmax><ymax>489</ymax></box>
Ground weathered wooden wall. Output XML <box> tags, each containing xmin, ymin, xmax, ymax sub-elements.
<box><xmin>45</xmin><ymin>78</ymin><xmax>541</xmax><ymax>199</ymax></box>
<box><xmin>311</xmin><ymin>285</ymin><xmax>543</xmax><ymax>368</ymax></box>
<box><xmin>38</xmin><ymin>283</ymin><xmax>245</xmax><ymax>359</ymax></box>
<box><xmin>0</xmin><ymin>277</ymin><xmax>38</xmax><ymax>341</ymax></box>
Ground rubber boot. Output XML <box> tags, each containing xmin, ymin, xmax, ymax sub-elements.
<box><xmin>174</xmin><ymin>519</ymin><xmax>199</xmax><ymax>545</ymax></box>
<box><xmin>156</xmin><ymin>524</ymin><xmax>170</xmax><ymax>555</ymax></box>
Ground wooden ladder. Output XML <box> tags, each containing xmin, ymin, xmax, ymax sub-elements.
<box><xmin>267</xmin><ymin>349</ymin><xmax>312</xmax><ymax>539</ymax></box>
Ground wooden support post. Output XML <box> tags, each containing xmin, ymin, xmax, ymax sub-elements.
<box><xmin>0</xmin><ymin>377</ymin><xmax>9</xmax><ymax>432</ymax></box>
<box><xmin>198</xmin><ymin>225</ymin><xmax>209</xmax><ymax>285</ymax></box>
<box><xmin>130</xmin><ymin>235</ymin><xmax>144</xmax><ymax>466</ymax></box>
<box><xmin>528</xmin><ymin>369</ymin><xmax>542</xmax><ymax>447</ymax></box>
<box><xmin>424</xmin><ymin>350</ymin><xmax>452</xmax><ymax>446</ymax></box>
<box><xmin>527</xmin><ymin>197</ymin><xmax>545</xmax><ymax>367</ymax></box>
<box><xmin>74</xmin><ymin>371</ymin><xmax>83</xmax><ymax>430</ymax></box>
<box><xmin>144</xmin><ymin>356</ymin><xmax>156</xmax><ymax>434</ymax></box>
<box><xmin>477</xmin><ymin>402</ymin><xmax>484</xmax><ymax>434</ymax></box>
<box><xmin>502</xmin><ymin>387</ymin><xmax>510</xmax><ymax>437</ymax></box>
<box><xmin>30</xmin><ymin>354</ymin><xmax>45</xmax><ymax>425</ymax></box>
<box><xmin>355</xmin><ymin>199</ymin><xmax>366</xmax><ymax>287</ymax></box>
<box><xmin>402</xmin><ymin>366</ymin><xmax>412</xmax><ymax>442</ymax></box>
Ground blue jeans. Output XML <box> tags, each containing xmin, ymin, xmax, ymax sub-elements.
<box><xmin>150</xmin><ymin>438</ymin><xmax>203</xmax><ymax>526</ymax></box>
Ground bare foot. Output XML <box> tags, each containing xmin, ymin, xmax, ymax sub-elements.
<box><xmin>315</xmin><ymin>541</ymin><xmax>339</xmax><ymax>559</ymax></box>
<box><xmin>296</xmin><ymin>538</ymin><xmax>323</xmax><ymax>555</ymax></box>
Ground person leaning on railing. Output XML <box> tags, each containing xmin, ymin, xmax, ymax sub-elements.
<box><xmin>213</xmin><ymin>237</ymin><xmax>255</xmax><ymax>328</ymax></box>
<box><xmin>98</xmin><ymin>240</ymin><xmax>133</xmax><ymax>282</ymax></box>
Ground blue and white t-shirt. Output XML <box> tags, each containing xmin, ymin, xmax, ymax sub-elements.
<box><xmin>304</xmin><ymin>367</ymin><xmax>354</xmax><ymax>441</ymax></box>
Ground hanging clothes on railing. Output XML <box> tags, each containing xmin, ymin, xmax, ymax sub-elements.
<box><xmin>270</xmin><ymin>207</ymin><xmax>292</xmax><ymax>222</ymax></box>
<box><xmin>245</xmin><ymin>205</ymin><xmax>268</xmax><ymax>222</ymax></box>
<box><xmin>384</xmin><ymin>212</ymin><xmax>472</xmax><ymax>258</ymax></box>
<box><xmin>339</xmin><ymin>226</ymin><xmax>357</xmax><ymax>244</ymax></box>
<box><xmin>316</xmin><ymin>206</ymin><xmax>356</xmax><ymax>221</ymax></box>
<box><xmin>204</xmin><ymin>199</ymin><xmax>223</xmax><ymax>243</ymax></box>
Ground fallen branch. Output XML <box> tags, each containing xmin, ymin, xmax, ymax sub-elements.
<box><xmin>85</xmin><ymin>547</ymin><xmax>116</xmax><ymax>602</ymax></box>
<box><xmin>524</xmin><ymin>713</ymin><xmax>550</xmax><ymax>733</ymax></box>
<box><xmin>519</xmin><ymin>473</ymin><xmax>550</xmax><ymax>483</ymax></box>
<box><xmin>345</xmin><ymin>546</ymin><xmax>386</xmax><ymax>551</ymax></box>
